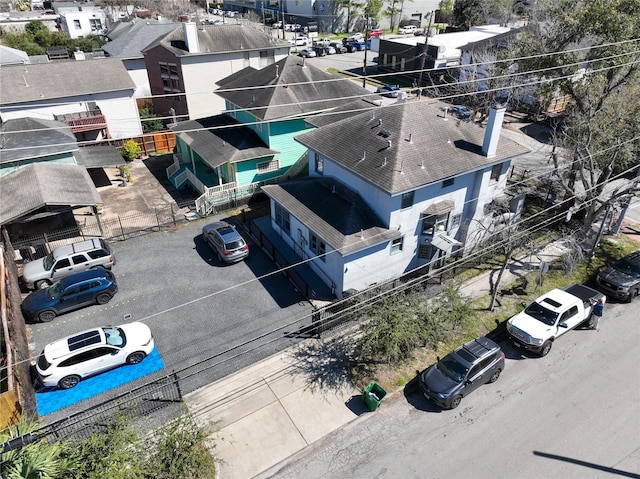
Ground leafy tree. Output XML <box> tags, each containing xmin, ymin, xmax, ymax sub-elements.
<box><xmin>453</xmin><ymin>0</ymin><xmax>487</xmax><ymax>28</ymax></box>
<box><xmin>24</xmin><ymin>20</ymin><xmax>48</xmax><ymax>37</ymax></box>
<box><xmin>336</xmin><ymin>0</ymin><xmax>363</xmax><ymax>32</ymax></box>
<box><xmin>0</xmin><ymin>415</ymin><xmax>69</xmax><ymax>479</ymax></box>
<box><xmin>383</xmin><ymin>0</ymin><xmax>402</xmax><ymax>32</ymax></box>
<box><xmin>363</xmin><ymin>0</ymin><xmax>384</xmax><ymax>24</ymax></box>
<box><xmin>139</xmin><ymin>107</ymin><xmax>165</xmax><ymax>133</ymax></box>
<box><xmin>518</xmin><ymin>0</ymin><xmax>640</xmax><ymax>232</ymax></box>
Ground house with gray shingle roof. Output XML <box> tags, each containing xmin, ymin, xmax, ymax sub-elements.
<box><xmin>261</xmin><ymin>99</ymin><xmax>529</xmax><ymax>297</ymax></box>
<box><xmin>102</xmin><ymin>18</ymin><xmax>179</xmax><ymax>98</ymax></box>
<box><xmin>169</xmin><ymin>55</ymin><xmax>380</xmax><ymax>216</ymax></box>
<box><xmin>142</xmin><ymin>22</ymin><xmax>291</xmax><ymax>121</ymax></box>
<box><xmin>0</xmin><ymin>58</ymin><xmax>142</xmax><ymax>140</ymax></box>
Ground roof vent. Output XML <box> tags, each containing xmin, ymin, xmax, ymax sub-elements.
<box><xmin>360</xmin><ymin>229</ymin><xmax>364</xmax><ymax>239</ymax></box>
<box><xmin>381</xmin><ymin>157</ymin><xmax>387</xmax><ymax>167</ymax></box>
<box><xmin>408</xmin><ymin>133</ymin><xmax>413</xmax><ymax>144</ymax></box>
<box><xmin>443</xmin><ymin>107</ymin><xmax>448</xmax><ymax>121</ymax></box>
<box><xmin>378</xmin><ymin>118</ymin><xmax>382</xmax><ymax>127</ymax></box>
<box><xmin>275</xmin><ymin>64</ymin><xmax>279</xmax><ymax>78</ymax></box>
<box><xmin>420</xmin><ymin>160</ymin><xmax>424</xmax><ymax>169</ymax></box>
<box><xmin>386</xmin><ymin>139</ymin><xmax>392</xmax><ymax>149</ymax></box>
<box><xmin>332</xmin><ymin>184</ymin><xmax>336</xmax><ymax>193</ymax></box>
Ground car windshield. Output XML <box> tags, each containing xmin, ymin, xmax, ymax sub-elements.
<box><xmin>524</xmin><ymin>301</ymin><xmax>558</xmax><ymax>326</ymax></box>
<box><xmin>612</xmin><ymin>258</ymin><xmax>640</xmax><ymax>278</ymax></box>
<box><xmin>47</xmin><ymin>280</ymin><xmax>63</xmax><ymax>300</ymax></box>
<box><xmin>103</xmin><ymin>327</ymin><xmax>126</xmax><ymax>348</ymax></box>
<box><xmin>436</xmin><ymin>355</ymin><xmax>468</xmax><ymax>383</ymax></box>
<box><xmin>43</xmin><ymin>253</ymin><xmax>55</xmax><ymax>271</ymax></box>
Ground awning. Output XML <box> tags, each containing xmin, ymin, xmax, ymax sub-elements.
<box><xmin>430</xmin><ymin>233</ymin><xmax>462</xmax><ymax>253</ymax></box>
<box><xmin>74</xmin><ymin>146</ymin><xmax>126</xmax><ymax>168</ymax></box>
<box><xmin>423</xmin><ymin>200</ymin><xmax>455</xmax><ymax>216</ymax></box>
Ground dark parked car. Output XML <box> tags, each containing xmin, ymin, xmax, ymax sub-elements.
<box><xmin>376</xmin><ymin>84</ymin><xmax>401</xmax><ymax>97</ymax></box>
<box><xmin>419</xmin><ymin>337</ymin><xmax>505</xmax><ymax>409</ymax></box>
<box><xmin>329</xmin><ymin>42</ymin><xmax>347</xmax><ymax>53</ymax></box>
<box><xmin>596</xmin><ymin>250</ymin><xmax>640</xmax><ymax>302</ymax></box>
<box><xmin>21</xmin><ymin>268</ymin><xmax>118</xmax><ymax>323</ymax></box>
<box><xmin>312</xmin><ymin>45</ymin><xmax>327</xmax><ymax>56</ymax></box>
<box><xmin>202</xmin><ymin>221</ymin><xmax>249</xmax><ymax>263</ymax></box>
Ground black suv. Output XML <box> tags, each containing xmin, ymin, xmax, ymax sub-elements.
<box><xmin>419</xmin><ymin>337</ymin><xmax>505</xmax><ymax>409</ymax></box>
<box><xmin>596</xmin><ymin>250</ymin><xmax>640</xmax><ymax>302</ymax></box>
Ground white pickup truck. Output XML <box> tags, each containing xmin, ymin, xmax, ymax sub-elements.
<box><xmin>506</xmin><ymin>284</ymin><xmax>605</xmax><ymax>356</ymax></box>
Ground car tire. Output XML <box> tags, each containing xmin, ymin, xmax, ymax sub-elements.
<box><xmin>626</xmin><ymin>289</ymin><xmax>638</xmax><ymax>303</ymax></box>
<box><xmin>96</xmin><ymin>293</ymin><xmax>112</xmax><ymax>305</ymax></box>
<box><xmin>58</xmin><ymin>375</ymin><xmax>81</xmax><ymax>389</ymax></box>
<box><xmin>450</xmin><ymin>395</ymin><xmax>462</xmax><ymax>409</ymax></box>
<box><xmin>38</xmin><ymin>310</ymin><xmax>57</xmax><ymax>323</ymax></box>
<box><xmin>35</xmin><ymin>280</ymin><xmax>51</xmax><ymax>290</ymax></box>
<box><xmin>540</xmin><ymin>341</ymin><xmax>552</xmax><ymax>357</ymax></box>
<box><xmin>126</xmin><ymin>351</ymin><xmax>146</xmax><ymax>365</ymax></box>
<box><xmin>488</xmin><ymin>369</ymin><xmax>502</xmax><ymax>383</ymax></box>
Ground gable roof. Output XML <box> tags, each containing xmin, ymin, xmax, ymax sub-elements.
<box><xmin>142</xmin><ymin>24</ymin><xmax>284</xmax><ymax>57</ymax></box>
<box><xmin>0</xmin><ymin>45</ymin><xmax>29</xmax><ymax>66</ymax></box>
<box><xmin>171</xmin><ymin>115</ymin><xmax>278</xmax><ymax>168</ymax></box>
<box><xmin>0</xmin><ymin>163</ymin><xmax>101</xmax><ymax>225</ymax></box>
<box><xmin>102</xmin><ymin>20</ymin><xmax>179</xmax><ymax>58</ymax></box>
<box><xmin>295</xmin><ymin>99</ymin><xmax>530</xmax><ymax>195</ymax></box>
<box><xmin>0</xmin><ymin>58</ymin><xmax>135</xmax><ymax>105</ymax></box>
<box><xmin>262</xmin><ymin>177</ymin><xmax>401</xmax><ymax>255</ymax></box>
<box><xmin>215</xmin><ymin>55</ymin><xmax>374</xmax><ymax>121</ymax></box>
<box><xmin>0</xmin><ymin>118</ymin><xmax>77</xmax><ymax>164</ymax></box>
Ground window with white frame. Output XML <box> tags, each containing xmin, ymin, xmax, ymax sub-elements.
<box><xmin>315</xmin><ymin>155</ymin><xmax>324</xmax><ymax>174</ymax></box>
<box><xmin>257</xmin><ymin>159</ymin><xmax>279</xmax><ymax>174</ymax></box>
<box><xmin>274</xmin><ymin>203</ymin><xmax>290</xmax><ymax>233</ymax></box>
<box><xmin>391</xmin><ymin>236</ymin><xmax>404</xmax><ymax>254</ymax></box>
<box><xmin>89</xmin><ymin>18</ymin><xmax>102</xmax><ymax>31</ymax></box>
<box><xmin>450</xmin><ymin>213</ymin><xmax>462</xmax><ymax>229</ymax></box>
<box><xmin>422</xmin><ymin>213</ymin><xmax>449</xmax><ymax>236</ymax></box>
<box><xmin>401</xmin><ymin>190</ymin><xmax>414</xmax><ymax>209</ymax></box>
<box><xmin>490</xmin><ymin>163</ymin><xmax>502</xmax><ymax>182</ymax></box>
<box><xmin>309</xmin><ymin>231</ymin><xmax>326</xmax><ymax>261</ymax></box>
<box><xmin>73</xmin><ymin>19</ymin><xmax>81</xmax><ymax>29</ymax></box>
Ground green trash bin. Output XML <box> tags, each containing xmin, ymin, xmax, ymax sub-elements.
<box><xmin>362</xmin><ymin>381</ymin><xmax>387</xmax><ymax>412</ymax></box>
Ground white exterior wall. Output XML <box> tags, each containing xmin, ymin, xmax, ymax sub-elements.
<box><xmin>122</xmin><ymin>58</ymin><xmax>152</xmax><ymax>98</ymax></box>
<box><xmin>0</xmin><ymin>91</ymin><xmax>142</xmax><ymax>139</ymax></box>
<box><xmin>181</xmin><ymin>47</ymin><xmax>289</xmax><ymax>120</ymax></box>
<box><xmin>58</xmin><ymin>7</ymin><xmax>108</xmax><ymax>39</ymax></box>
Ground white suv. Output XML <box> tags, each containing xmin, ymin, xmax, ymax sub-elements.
<box><xmin>398</xmin><ymin>25</ymin><xmax>417</xmax><ymax>34</ymax></box>
<box><xmin>22</xmin><ymin>238</ymin><xmax>115</xmax><ymax>289</ymax></box>
<box><xmin>35</xmin><ymin>322</ymin><xmax>155</xmax><ymax>389</ymax></box>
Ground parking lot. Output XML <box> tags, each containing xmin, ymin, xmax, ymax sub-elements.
<box><xmin>28</xmin><ymin>218</ymin><xmax>314</xmax><ymax>415</ymax></box>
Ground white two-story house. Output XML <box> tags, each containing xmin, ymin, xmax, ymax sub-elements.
<box><xmin>262</xmin><ymin>99</ymin><xmax>529</xmax><ymax>297</ymax></box>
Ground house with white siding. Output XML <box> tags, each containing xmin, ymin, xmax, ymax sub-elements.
<box><xmin>0</xmin><ymin>58</ymin><xmax>142</xmax><ymax>141</ymax></box>
<box><xmin>142</xmin><ymin>23</ymin><xmax>291</xmax><ymax>122</ymax></box>
<box><xmin>52</xmin><ymin>2</ymin><xmax>108</xmax><ymax>39</ymax></box>
<box><xmin>261</xmin><ymin>99</ymin><xmax>529</xmax><ymax>297</ymax></box>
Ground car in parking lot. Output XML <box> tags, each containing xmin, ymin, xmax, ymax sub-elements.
<box><xmin>419</xmin><ymin>337</ymin><xmax>505</xmax><ymax>409</ymax></box>
<box><xmin>202</xmin><ymin>221</ymin><xmax>249</xmax><ymax>263</ymax></box>
<box><xmin>289</xmin><ymin>35</ymin><xmax>309</xmax><ymax>46</ymax></box>
<box><xmin>323</xmin><ymin>45</ymin><xmax>337</xmax><ymax>55</ymax></box>
<box><xmin>35</xmin><ymin>322</ymin><xmax>155</xmax><ymax>389</ymax></box>
<box><xmin>22</xmin><ymin>238</ymin><xmax>115</xmax><ymax>290</ymax></box>
<box><xmin>376</xmin><ymin>84</ymin><xmax>402</xmax><ymax>97</ymax></box>
<box><xmin>298</xmin><ymin>48</ymin><xmax>317</xmax><ymax>58</ymax></box>
<box><xmin>329</xmin><ymin>42</ymin><xmax>347</xmax><ymax>53</ymax></box>
<box><xmin>398</xmin><ymin>24</ymin><xmax>417</xmax><ymax>34</ymax></box>
<box><xmin>596</xmin><ymin>250</ymin><xmax>640</xmax><ymax>302</ymax></box>
<box><xmin>367</xmin><ymin>28</ymin><xmax>383</xmax><ymax>38</ymax></box>
<box><xmin>21</xmin><ymin>268</ymin><xmax>118</xmax><ymax>323</ymax></box>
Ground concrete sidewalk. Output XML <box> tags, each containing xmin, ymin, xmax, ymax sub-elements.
<box><xmin>184</xmin><ymin>237</ymin><xmax>575</xmax><ymax>479</ymax></box>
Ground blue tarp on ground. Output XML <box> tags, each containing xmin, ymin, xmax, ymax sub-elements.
<box><xmin>35</xmin><ymin>347</ymin><xmax>165</xmax><ymax>416</ymax></box>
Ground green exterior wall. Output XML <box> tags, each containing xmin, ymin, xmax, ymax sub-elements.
<box><xmin>0</xmin><ymin>154</ymin><xmax>76</xmax><ymax>177</ymax></box>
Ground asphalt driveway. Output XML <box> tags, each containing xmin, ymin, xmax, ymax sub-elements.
<box><xmin>28</xmin><ymin>217</ymin><xmax>313</xmax><ymax>416</ymax></box>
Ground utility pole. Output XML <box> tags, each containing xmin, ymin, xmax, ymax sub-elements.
<box><xmin>417</xmin><ymin>10</ymin><xmax>433</xmax><ymax>93</ymax></box>
<box><xmin>362</xmin><ymin>13</ymin><xmax>370</xmax><ymax>88</ymax></box>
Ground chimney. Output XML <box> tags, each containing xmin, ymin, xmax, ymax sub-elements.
<box><xmin>482</xmin><ymin>107</ymin><xmax>506</xmax><ymax>158</ymax></box>
<box><xmin>183</xmin><ymin>22</ymin><xmax>200</xmax><ymax>53</ymax></box>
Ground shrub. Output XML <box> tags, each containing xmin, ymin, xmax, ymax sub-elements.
<box><xmin>120</xmin><ymin>140</ymin><xmax>141</xmax><ymax>161</ymax></box>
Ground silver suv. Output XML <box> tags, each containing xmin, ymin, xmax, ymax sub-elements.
<box><xmin>419</xmin><ymin>337</ymin><xmax>505</xmax><ymax>409</ymax></box>
<box><xmin>202</xmin><ymin>221</ymin><xmax>249</xmax><ymax>263</ymax></box>
<box><xmin>22</xmin><ymin>238</ymin><xmax>115</xmax><ymax>289</ymax></box>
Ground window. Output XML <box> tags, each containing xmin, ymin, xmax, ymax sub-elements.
<box><xmin>442</xmin><ymin>178</ymin><xmax>454</xmax><ymax>188</ymax></box>
<box><xmin>257</xmin><ymin>159</ymin><xmax>279</xmax><ymax>174</ymax></box>
<box><xmin>87</xmin><ymin>249</ymin><xmax>108</xmax><ymax>259</ymax></box>
<box><xmin>89</xmin><ymin>18</ymin><xmax>102</xmax><ymax>31</ymax></box>
<box><xmin>490</xmin><ymin>163</ymin><xmax>502</xmax><ymax>182</ymax></box>
<box><xmin>72</xmin><ymin>254</ymin><xmax>87</xmax><ymax>265</ymax></box>
<box><xmin>315</xmin><ymin>155</ymin><xmax>324</xmax><ymax>174</ymax></box>
<box><xmin>243</xmin><ymin>51</ymin><xmax>250</xmax><ymax>68</ymax></box>
<box><xmin>259</xmin><ymin>50</ymin><xmax>271</xmax><ymax>67</ymax></box>
<box><xmin>274</xmin><ymin>203</ymin><xmax>290</xmax><ymax>234</ymax></box>
<box><xmin>73</xmin><ymin>19</ymin><xmax>81</xmax><ymax>29</ymax></box>
<box><xmin>309</xmin><ymin>232</ymin><xmax>326</xmax><ymax>261</ymax></box>
<box><xmin>54</xmin><ymin>259</ymin><xmax>71</xmax><ymax>269</ymax></box>
<box><xmin>450</xmin><ymin>214</ymin><xmax>461</xmax><ymax>229</ymax></box>
<box><xmin>391</xmin><ymin>236</ymin><xmax>404</xmax><ymax>254</ymax></box>
<box><xmin>159</xmin><ymin>62</ymin><xmax>181</xmax><ymax>96</ymax></box>
<box><xmin>422</xmin><ymin>214</ymin><xmax>449</xmax><ymax>236</ymax></box>
<box><xmin>401</xmin><ymin>191</ymin><xmax>414</xmax><ymax>209</ymax></box>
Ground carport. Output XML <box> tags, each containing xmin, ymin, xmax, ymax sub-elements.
<box><xmin>74</xmin><ymin>146</ymin><xmax>127</xmax><ymax>187</ymax></box>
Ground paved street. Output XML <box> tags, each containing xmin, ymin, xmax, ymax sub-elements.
<box><xmin>262</xmin><ymin>301</ymin><xmax>640</xmax><ymax>479</ymax></box>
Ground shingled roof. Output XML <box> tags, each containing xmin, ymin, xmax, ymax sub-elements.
<box><xmin>262</xmin><ymin>178</ymin><xmax>401</xmax><ymax>255</ymax></box>
<box><xmin>295</xmin><ymin>99</ymin><xmax>530</xmax><ymax>195</ymax></box>
<box><xmin>0</xmin><ymin>58</ymin><xmax>135</xmax><ymax>105</ymax></box>
<box><xmin>215</xmin><ymin>55</ymin><xmax>374</xmax><ymax>121</ymax></box>
<box><xmin>171</xmin><ymin>115</ymin><xmax>278</xmax><ymax>168</ymax></box>
<box><xmin>142</xmin><ymin>24</ymin><xmax>284</xmax><ymax>57</ymax></box>
<box><xmin>0</xmin><ymin>118</ymin><xmax>77</xmax><ymax>163</ymax></box>
<box><xmin>102</xmin><ymin>20</ymin><xmax>179</xmax><ymax>58</ymax></box>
